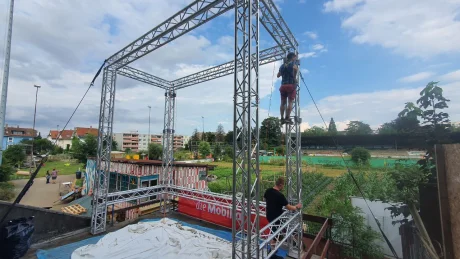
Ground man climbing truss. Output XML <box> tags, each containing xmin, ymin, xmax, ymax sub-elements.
<box><xmin>277</xmin><ymin>52</ymin><xmax>298</xmax><ymax>125</ymax></box>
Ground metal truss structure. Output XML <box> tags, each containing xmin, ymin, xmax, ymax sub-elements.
<box><xmin>93</xmin><ymin>0</ymin><xmax>300</xmax><ymax>258</ymax></box>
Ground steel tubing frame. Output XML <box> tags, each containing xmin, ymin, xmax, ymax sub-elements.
<box><xmin>93</xmin><ymin>0</ymin><xmax>301</xmax><ymax>258</ymax></box>
<box><xmin>284</xmin><ymin>55</ymin><xmax>302</xmax><ymax>258</ymax></box>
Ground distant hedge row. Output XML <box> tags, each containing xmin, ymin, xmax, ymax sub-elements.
<box><xmin>301</xmin><ymin>132</ymin><xmax>460</xmax><ymax>150</ymax></box>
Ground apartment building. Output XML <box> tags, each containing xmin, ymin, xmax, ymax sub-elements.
<box><xmin>113</xmin><ymin>131</ymin><xmax>140</xmax><ymax>152</ymax></box>
<box><xmin>114</xmin><ymin>131</ymin><xmax>188</xmax><ymax>151</ymax></box>
<box><xmin>3</xmin><ymin>125</ymin><xmax>37</xmax><ymax>149</ymax></box>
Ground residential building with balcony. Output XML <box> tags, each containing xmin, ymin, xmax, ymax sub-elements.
<box><xmin>113</xmin><ymin>132</ymin><xmax>187</xmax><ymax>152</ymax></box>
<box><xmin>113</xmin><ymin>131</ymin><xmax>140</xmax><ymax>152</ymax></box>
<box><xmin>3</xmin><ymin>124</ymin><xmax>37</xmax><ymax>148</ymax></box>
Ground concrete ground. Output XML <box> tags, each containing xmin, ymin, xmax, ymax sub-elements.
<box><xmin>12</xmin><ymin>175</ymin><xmax>76</xmax><ymax>210</ymax></box>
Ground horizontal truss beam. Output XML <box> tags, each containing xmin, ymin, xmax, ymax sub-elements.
<box><xmin>172</xmin><ymin>45</ymin><xmax>284</xmax><ymax>89</ymax></box>
<box><xmin>107</xmin><ymin>0</ymin><xmax>234</xmax><ymax>68</ymax></box>
<box><xmin>260</xmin><ymin>0</ymin><xmax>297</xmax><ymax>51</ymax></box>
<box><xmin>106</xmin><ymin>184</ymin><xmax>266</xmax><ymax>215</ymax></box>
<box><xmin>117</xmin><ymin>66</ymin><xmax>170</xmax><ymax>89</ymax></box>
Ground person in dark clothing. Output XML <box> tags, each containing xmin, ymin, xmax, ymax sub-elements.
<box><xmin>45</xmin><ymin>171</ymin><xmax>51</xmax><ymax>184</ymax></box>
<box><xmin>264</xmin><ymin>177</ymin><xmax>302</xmax><ymax>258</ymax></box>
<box><xmin>277</xmin><ymin>52</ymin><xmax>299</xmax><ymax>125</ymax></box>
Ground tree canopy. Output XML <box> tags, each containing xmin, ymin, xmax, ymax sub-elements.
<box><xmin>198</xmin><ymin>141</ymin><xmax>211</xmax><ymax>158</ymax></box>
<box><xmin>345</xmin><ymin>121</ymin><xmax>373</xmax><ymax>135</ymax></box>
<box><xmin>215</xmin><ymin>124</ymin><xmax>225</xmax><ymax>142</ymax></box>
<box><xmin>148</xmin><ymin>143</ymin><xmax>162</xmax><ymax>160</ymax></box>
<box><xmin>328</xmin><ymin>118</ymin><xmax>338</xmax><ymax>135</ymax></box>
<box><xmin>260</xmin><ymin>117</ymin><xmax>282</xmax><ymax>147</ymax></box>
<box><xmin>302</xmin><ymin>126</ymin><xmax>327</xmax><ymax>137</ymax></box>
<box><xmin>3</xmin><ymin>145</ymin><xmax>26</xmax><ymax>167</ymax></box>
<box><xmin>71</xmin><ymin>135</ymin><xmax>97</xmax><ymax>163</ymax></box>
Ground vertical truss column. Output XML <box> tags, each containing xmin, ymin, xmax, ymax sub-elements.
<box><xmin>91</xmin><ymin>66</ymin><xmax>117</xmax><ymax>235</ymax></box>
<box><xmin>161</xmin><ymin>88</ymin><xmax>176</xmax><ymax>212</ymax></box>
<box><xmin>232</xmin><ymin>0</ymin><xmax>260</xmax><ymax>258</ymax></box>
<box><xmin>285</xmin><ymin>54</ymin><xmax>302</xmax><ymax>258</ymax></box>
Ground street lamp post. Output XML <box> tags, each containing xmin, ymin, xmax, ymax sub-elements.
<box><xmin>31</xmin><ymin>84</ymin><xmax>41</xmax><ymax>171</ymax></box>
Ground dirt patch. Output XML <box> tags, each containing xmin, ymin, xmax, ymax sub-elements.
<box><xmin>11</xmin><ymin>175</ymin><xmax>76</xmax><ymax>210</ymax></box>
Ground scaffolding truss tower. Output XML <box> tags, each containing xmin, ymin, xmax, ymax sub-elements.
<box><xmin>92</xmin><ymin>1</ymin><xmax>301</xmax><ymax>258</ymax></box>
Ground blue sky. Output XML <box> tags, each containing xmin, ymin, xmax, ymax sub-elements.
<box><xmin>0</xmin><ymin>0</ymin><xmax>459</xmax><ymax>136</ymax></box>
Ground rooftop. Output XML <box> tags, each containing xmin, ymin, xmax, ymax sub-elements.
<box><xmin>75</xmin><ymin>127</ymin><xmax>99</xmax><ymax>138</ymax></box>
<box><xmin>48</xmin><ymin>130</ymin><xmax>74</xmax><ymax>140</ymax></box>
<box><xmin>4</xmin><ymin>125</ymin><xmax>37</xmax><ymax>137</ymax></box>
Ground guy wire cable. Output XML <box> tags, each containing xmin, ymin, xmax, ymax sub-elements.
<box><xmin>298</xmin><ymin>71</ymin><xmax>400</xmax><ymax>259</ymax></box>
<box><xmin>0</xmin><ymin>59</ymin><xmax>107</xmax><ymax>224</ymax></box>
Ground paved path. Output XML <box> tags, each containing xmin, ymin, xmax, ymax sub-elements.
<box><xmin>12</xmin><ymin>175</ymin><xmax>76</xmax><ymax>208</ymax></box>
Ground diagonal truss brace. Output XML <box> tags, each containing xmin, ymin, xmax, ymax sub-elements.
<box><xmin>259</xmin><ymin>0</ymin><xmax>298</xmax><ymax>52</ymax></box>
<box><xmin>172</xmin><ymin>45</ymin><xmax>285</xmax><ymax>89</ymax></box>
<box><xmin>117</xmin><ymin>66</ymin><xmax>171</xmax><ymax>89</ymax></box>
<box><xmin>107</xmin><ymin>0</ymin><xmax>235</xmax><ymax>68</ymax></box>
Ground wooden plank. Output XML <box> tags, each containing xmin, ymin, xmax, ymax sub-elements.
<box><xmin>304</xmin><ymin>219</ymin><xmax>329</xmax><ymax>259</ymax></box>
<box><xmin>320</xmin><ymin>239</ymin><xmax>330</xmax><ymax>259</ymax></box>
<box><xmin>439</xmin><ymin>144</ymin><xmax>460</xmax><ymax>259</ymax></box>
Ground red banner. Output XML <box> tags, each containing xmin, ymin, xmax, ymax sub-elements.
<box><xmin>178</xmin><ymin>197</ymin><xmax>270</xmax><ymax>233</ymax></box>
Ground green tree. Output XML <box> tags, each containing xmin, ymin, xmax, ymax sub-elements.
<box><xmin>112</xmin><ymin>139</ymin><xmax>118</xmax><ymax>151</ymax></box>
<box><xmin>124</xmin><ymin>148</ymin><xmax>132</xmax><ymax>154</ymax></box>
<box><xmin>213</xmin><ymin>144</ymin><xmax>223</xmax><ymax>161</ymax></box>
<box><xmin>71</xmin><ymin>135</ymin><xmax>97</xmax><ymax>163</ymax></box>
<box><xmin>0</xmin><ymin>164</ymin><xmax>15</xmax><ymax>182</ymax></box>
<box><xmin>327</xmin><ymin>118</ymin><xmax>338</xmax><ymax>135</ymax></box>
<box><xmin>302</xmin><ymin>126</ymin><xmax>327</xmax><ymax>136</ymax></box>
<box><xmin>3</xmin><ymin>145</ymin><xmax>26</xmax><ymax>167</ymax></box>
<box><xmin>377</xmin><ymin>122</ymin><xmax>397</xmax><ymax>134</ymax></box>
<box><xmin>205</xmin><ymin>132</ymin><xmax>216</xmax><ymax>143</ymax></box>
<box><xmin>198</xmin><ymin>141</ymin><xmax>211</xmax><ymax>158</ymax></box>
<box><xmin>216</xmin><ymin>124</ymin><xmax>225</xmax><ymax>142</ymax></box>
<box><xmin>225</xmin><ymin>131</ymin><xmax>233</xmax><ymax>144</ymax></box>
<box><xmin>191</xmin><ymin>128</ymin><xmax>200</xmax><ymax>142</ymax></box>
<box><xmin>345</xmin><ymin>121</ymin><xmax>373</xmax><ymax>135</ymax></box>
<box><xmin>350</xmin><ymin>147</ymin><xmax>371</xmax><ymax>165</ymax></box>
<box><xmin>148</xmin><ymin>143</ymin><xmax>163</xmax><ymax>160</ymax></box>
<box><xmin>260</xmin><ymin>117</ymin><xmax>282</xmax><ymax>147</ymax></box>
<box><xmin>224</xmin><ymin>145</ymin><xmax>233</xmax><ymax>158</ymax></box>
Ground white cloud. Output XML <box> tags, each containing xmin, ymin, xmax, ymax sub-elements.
<box><xmin>311</xmin><ymin>44</ymin><xmax>327</xmax><ymax>52</ymax></box>
<box><xmin>300</xmin><ymin>81</ymin><xmax>460</xmax><ymax>130</ymax></box>
<box><xmin>399</xmin><ymin>72</ymin><xmax>435</xmax><ymax>83</ymax></box>
<box><xmin>324</xmin><ymin>0</ymin><xmax>460</xmax><ymax>58</ymax></box>
<box><xmin>304</xmin><ymin>31</ymin><xmax>317</xmax><ymax>39</ymax></box>
<box><xmin>324</xmin><ymin>0</ymin><xmax>364</xmax><ymax>12</ymax></box>
<box><xmin>301</xmin><ymin>69</ymin><xmax>309</xmax><ymax>74</ymax></box>
<box><xmin>0</xmin><ymin>0</ymin><xmax>282</xmax><ymax>137</ymax></box>
<box><xmin>298</xmin><ymin>52</ymin><xmax>316</xmax><ymax>59</ymax></box>
<box><xmin>439</xmin><ymin>69</ymin><xmax>460</xmax><ymax>82</ymax></box>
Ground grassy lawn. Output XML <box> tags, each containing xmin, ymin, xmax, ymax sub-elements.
<box><xmin>37</xmin><ymin>161</ymin><xmax>85</xmax><ymax>178</ymax></box>
<box><xmin>209</xmin><ymin>161</ymin><xmax>347</xmax><ymax>178</ymax></box>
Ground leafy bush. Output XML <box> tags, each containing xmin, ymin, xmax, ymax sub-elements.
<box><xmin>0</xmin><ymin>182</ymin><xmax>15</xmax><ymax>201</ymax></box>
<box><xmin>350</xmin><ymin>147</ymin><xmax>371</xmax><ymax>165</ymax></box>
<box><xmin>208</xmin><ymin>181</ymin><xmax>230</xmax><ymax>194</ymax></box>
<box><xmin>0</xmin><ymin>164</ymin><xmax>16</xmax><ymax>182</ymax></box>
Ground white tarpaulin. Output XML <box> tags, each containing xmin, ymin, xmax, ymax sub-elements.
<box><xmin>72</xmin><ymin>218</ymin><xmax>232</xmax><ymax>259</ymax></box>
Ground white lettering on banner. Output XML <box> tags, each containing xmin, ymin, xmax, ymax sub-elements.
<box><xmin>195</xmin><ymin>201</ymin><xmax>244</xmax><ymax>220</ymax></box>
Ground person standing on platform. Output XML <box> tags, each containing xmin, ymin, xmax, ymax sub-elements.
<box><xmin>264</xmin><ymin>177</ymin><xmax>302</xmax><ymax>259</ymax></box>
<box><xmin>277</xmin><ymin>52</ymin><xmax>299</xmax><ymax>125</ymax></box>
